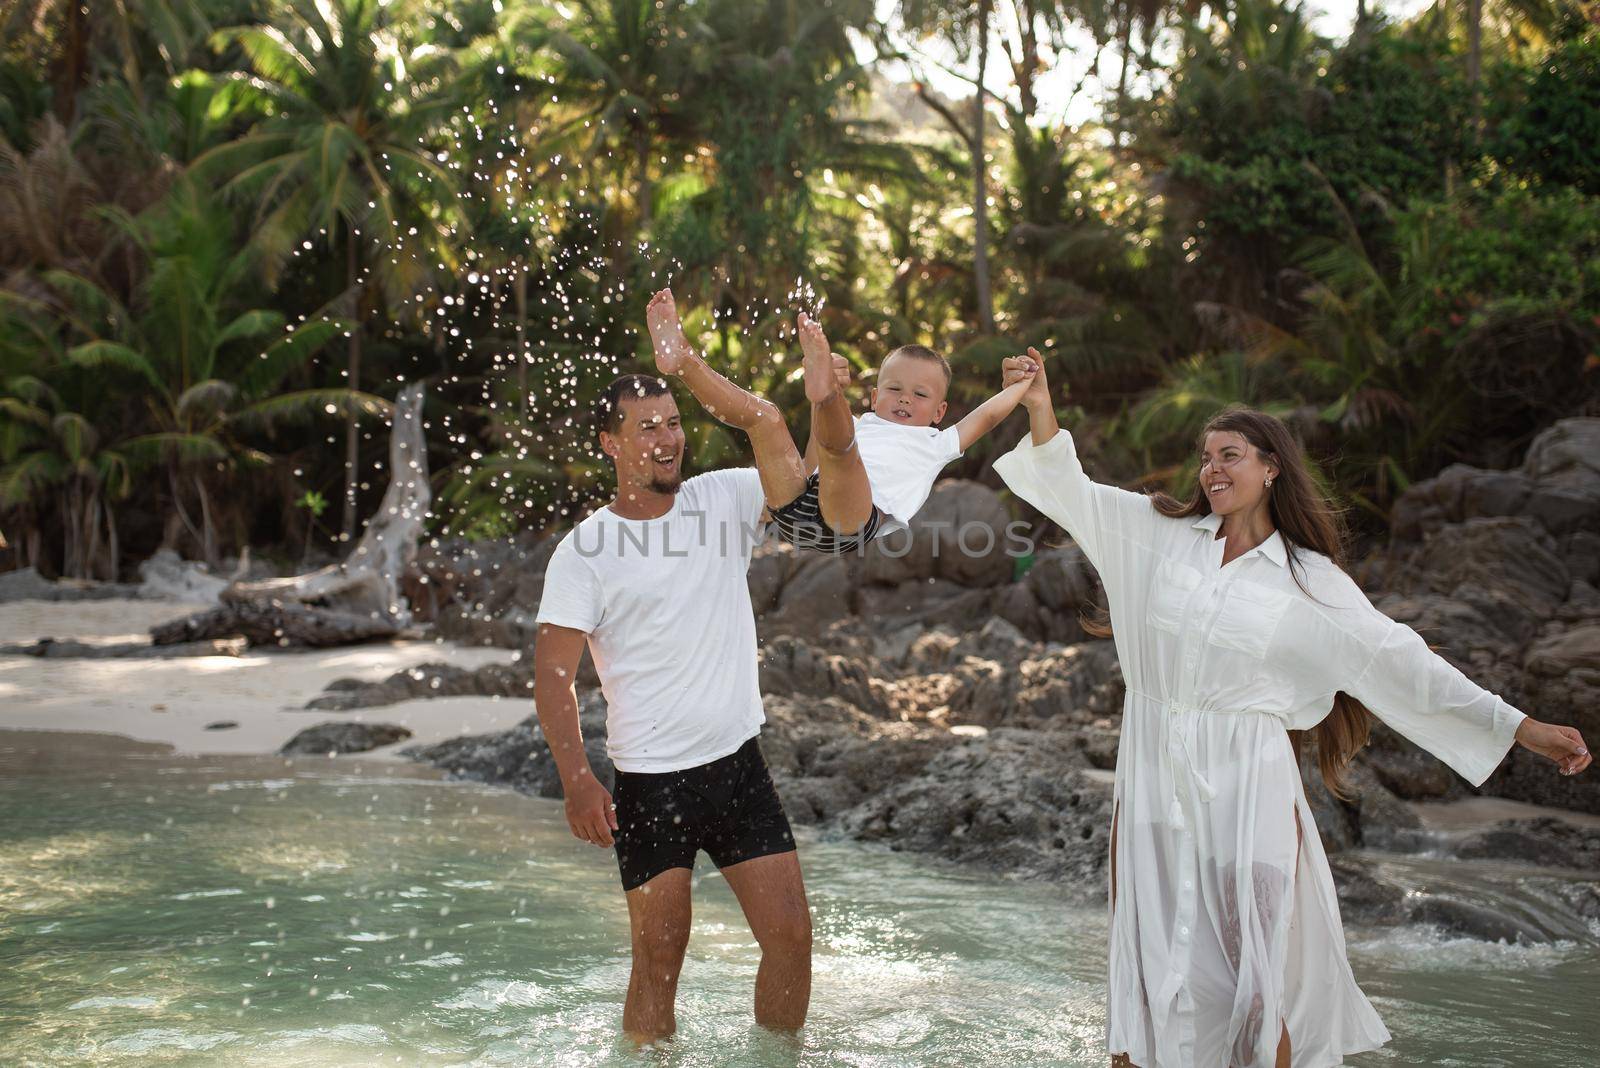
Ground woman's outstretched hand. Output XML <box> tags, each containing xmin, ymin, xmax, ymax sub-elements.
<box><xmin>1515</xmin><ymin>718</ymin><xmax>1591</xmax><ymax>776</ymax></box>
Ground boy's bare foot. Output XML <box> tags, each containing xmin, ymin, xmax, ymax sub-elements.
<box><xmin>647</xmin><ymin>289</ymin><xmax>692</xmax><ymax>374</ymax></box>
<box><xmin>797</xmin><ymin>313</ymin><xmax>839</xmax><ymax>405</ymax></box>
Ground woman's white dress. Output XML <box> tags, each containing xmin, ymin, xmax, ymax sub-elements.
<box><xmin>992</xmin><ymin>429</ymin><xmax>1527</xmax><ymax>1068</ymax></box>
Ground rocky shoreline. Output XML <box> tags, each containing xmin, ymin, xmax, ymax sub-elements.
<box><xmin>8</xmin><ymin>419</ymin><xmax>1599</xmax><ymax>941</ymax></box>
<box><xmin>393</xmin><ymin>420</ymin><xmax>1600</xmax><ymax>937</ymax></box>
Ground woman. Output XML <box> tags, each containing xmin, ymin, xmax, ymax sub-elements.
<box><xmin>992</xmin><ymin>352</ymin><xmax>1591</xmax><ymax>1068</ymax></box>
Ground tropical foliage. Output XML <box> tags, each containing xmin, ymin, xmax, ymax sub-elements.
<box><xmin>1</xmin><ymin>0</ymin><xmax>1596</xmax><ymax>575</ymax></box>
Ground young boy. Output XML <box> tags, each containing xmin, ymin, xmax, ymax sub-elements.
<box><xmin>645</xmin><ymin>287</ymin><xmax>1038</xmax><ymax>552</ymax></box>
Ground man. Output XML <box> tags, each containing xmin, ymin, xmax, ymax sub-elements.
<box><xmin>533</xmin><ymin>373</ymin><xmax>812</xmax><ymax>1042</ymax></box>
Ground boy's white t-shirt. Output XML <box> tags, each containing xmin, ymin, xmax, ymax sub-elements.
<box><xmin>855</xmin><ymin>412</ymin><xmax>964</xmax><ymax>535</ymax></box>
<box><xmin>534</xmin><ymin>468</ymin><xmax>768</xmax><ymax>773</ymax></box>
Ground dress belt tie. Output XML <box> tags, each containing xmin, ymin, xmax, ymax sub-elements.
<box><xmin>1166</xmin><ymin>700</ymin><xmax>1217</xmax><ymax>829</ymax></box>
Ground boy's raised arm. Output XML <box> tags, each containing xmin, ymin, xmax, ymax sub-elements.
<box><xmin>953</xmin><ymin>350</ymin><xmax>1042</xmax><ymax>452</ymax></box>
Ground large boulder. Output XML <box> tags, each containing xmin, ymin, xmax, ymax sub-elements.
<box><xmin>836</xmin><ymin>727</ymin><xmax>1115</xmax><ymax>897</ymax></box>
<box><xmin>1376</xmin><ymin>419</ymin><xmax>1600</xmax><ymax>815</ymax></box>
<box><xmin>992</xmin><ymin>545</ymin><xmax>1101</xmax><ymax>644</ymax></box>
<box><xmin>858</xmin><ymin>479</ymin><xmax>1016</xmax><ymax>588</ymax></box>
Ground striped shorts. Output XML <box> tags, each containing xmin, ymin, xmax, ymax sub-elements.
<box><xmin>766</xmin><ymin>472</ymin><xmax>884</xmax><ymax>555</ymax></box>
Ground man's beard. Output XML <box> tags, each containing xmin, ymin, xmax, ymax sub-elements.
<box><xmin>646</xmin><ymin>469</ymin><xmax>684</xmax><ymax>495</ymax></box>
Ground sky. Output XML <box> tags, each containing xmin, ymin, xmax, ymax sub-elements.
<box><xmin>860</xmin><ymin>0</ymin><xmax>1441</xmax><ymax>129</ymax></box>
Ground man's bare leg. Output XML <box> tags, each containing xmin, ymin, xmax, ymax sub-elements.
<box><xmin>720</xmin><ymin>850</ymin><xmax>812</xmax><ymax>1033</ymax></box>
<box><xmin>796</xmin><ymin>313</ymin><xmax>874</xmax><ymax>535</ymax></box>
<box><xmin>622</xmin><ymin>867</ymin><xmax>693</xmax><ymax>1043</ymax></box>
<box><xmin>647</xmin><ymin>289</ymin><xmax>807</xmax><ymax>509</ymax></box>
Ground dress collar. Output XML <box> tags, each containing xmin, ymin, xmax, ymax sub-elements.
<box><xmin>1192</xmin><ymin>511</ymin><xmax>1287</xmax><ymax>566</ymax></box>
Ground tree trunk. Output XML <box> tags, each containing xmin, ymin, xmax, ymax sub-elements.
<box><xmin>342</xmin><ymin>232</ymin><xmax>364</xmax><ymax>542</ymax></box>
<box><xmin>1115</xmin><ymin>15</ymin><xmax>1133</xmax><ymax>149</ymax></box>
<box><xmin>636</xmin><ymin>125</ymin><xmax>654</xmax><ymax>229</ymax></box>
<box><xmin>1014</xmin><ymin>0</ymin><xmax>1040</xmax><ymax>124</ymax></box>
<box><xmin>105</xmin><ymin>500</ymin><xmax>119</xmax><ymax>582</ymax></box>
<box><xmin>52</xmin><ymin>0</ymin><xmax>90</xmax><ymax>122</ymax></box>
<box><xmin>514</xmin><ymin>268</ymin><xmax>529</xmax><ymax>415</ymax></box>
<box><xmin>162</xmin><ymin>386</ymin><xmax>427</xmax><ymax>649</ymax></box>
<box><xmin>973</xmin><ymin>0</ymin><xmax>997</xmax><ymax>335</ymax></box>
<box><xmin>1465</xmin><ymin>0</ymin><xmax>1482</xmax><ymax>138</ymax></box>
<box><xmin>195</xmin><ymin>474</ymin><xmax>218</xmax><ymax>568</ymax></box>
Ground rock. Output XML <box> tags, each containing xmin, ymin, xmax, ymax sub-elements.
<box><xmin>1356</xmin><ymin>722</ymin><xmax>1466</xmax><ymax>802</ymax></box>
<box><xmin>416</xmin><ymin>533</ymin><xmax>559</xmax><ymax>645</ymax></box>
<box><xmin>1407</xmin><ymin>897</ymin><xmax>1554</xmax><ymax>944</ymax></box>
<box><xmin>306</xmin><ymin>658</ymin><xmax>544</xmax><ymax>711</ymax></box>
<box><xmin>758</xmin><ymin>636</ymin><xmax>888</xmax><ymax>716</ymax></box>
<box><xmin>1451</xmin><ymin>817</ymin><xmax>1600</xmax><ymax>871</ymax></box>
<box><xmin>1327</xmin><ymin>856</ymin><xmax>1409</xmax><ymax>927</ymax></box>
<box><xmin>1524</xmin><ymin>622</ymin><xmax>1600</xmax><ymax>677</ymax></box>
<box><xmin>0</xmin><ymin>567</ymin><xmax>139</xmax><ymax>602</ymax></box>
<box><xmin>991</xmin><ymin>545</ymin><xmax>1100</xmax><ymax>644</ymax></box>
<box><xmin>1520</xmin><ymin>418</ymin><xmax>1600</xmax><ymax>499</ymax></box>
<box><xmin>404</xmin><ymin>691</ymin><xmax>614</xmax><ymax>797</ymax></box>
<box><xmin>1396</xmin><ymin>517</ymin><xmax>1569</xmax><ymax>626</ymax></box>
<box><xmin>1507</xmin><ymin>624</ymin><xmax>1600</xmax><ymax>814</ymax></box>
<box><xmin>280</xmin><ymin>722</ymin><xmax>414</xmax><ymax>756</ymax></box>
<box><xmin>151</xmin><ymin>601</ymin><xmax>400</xmax><ymax>649</ymax></box>
<box><xmin>1559</xmin><ymin>531</ymin><xmax>1600</xmax><ymax>586</ymax></box>
<box><xmin>762</xmin><ymin>695</ymin><xmax>951</xmax><ymax>824</ymax></box>
<box><xmin>1301</xmin><ymin>759</ymin><xmax>1425</xmax><ymax>854</ymax></box>
<box><xmin>855</xmin><ymin>578</ymin><xmax>995</xmax><ymax>631</ymax></box>
<box><xmin>1375</xmin><ymin>593</ymin><xmax>1525</xmax><ymax>678</ymax></box>
<box><xmin>764</xmin><ymin>555</ymin><xmax>852</xmax><ymax>634</ymax></box>
<box><xmin>135</xmin><ymin>549</ymin><xmax>228</xmax><ymax>603</ymax></box>
<box><xmin>748</xmin><ymin>541</ymin><xmax>806</xmax><ymax>616</ymax></box>
<box><xmin>0</xmin><ymin>637</ymin><xmax>246</xmax><ymax>658</ymax></box>
<box><xmin>835</xmin><ymin>728</ymin><xmax>1113</xmax><ymax>896</ymax></box>
<box><xmin>858</xmin><ymin>479</ymin><xmax>1016</xmax><ymax>588</ymax></box>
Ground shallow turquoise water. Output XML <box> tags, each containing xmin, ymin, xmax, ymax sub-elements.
<box><xmin>2</xmin><ymin>730</ymin><xmax>1596</xmax><ymax>1066</ymax></box>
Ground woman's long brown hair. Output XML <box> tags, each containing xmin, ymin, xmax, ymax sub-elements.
<box><xmin>1086</xmin><ymin>406</ymin><xmax>1373</xmax><ymax>798</ymax></box>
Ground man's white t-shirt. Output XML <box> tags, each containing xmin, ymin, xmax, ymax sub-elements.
<box><xmin>855</xmin><ymin>413</ymin><xmax>964</xmax><ymax>535</ymax></box>
<box><xmin>535</xmin><ymin>468</ymin><xmax>769</xmax><ymax>773</ymax></box>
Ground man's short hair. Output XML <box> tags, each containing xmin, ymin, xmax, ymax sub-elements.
<box><xmin>884</xmin><ymin>344</ymin><xmax>952</xmax><ymax>387</ymax></box>
<box><xmin>596</xmin><ymin>374</ymin><xmax>671</xmax><ymax>434</ymax></box>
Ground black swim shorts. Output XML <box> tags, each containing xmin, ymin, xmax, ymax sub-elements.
<box><xmin>611</xmin><ymin>736</ymin><xmax>796</xmax><ymax>892</ymax></box>
<box><xmin>766</xmin><ymin>471</ymin><xmax>884</xmax><ymax>555</ymax></box>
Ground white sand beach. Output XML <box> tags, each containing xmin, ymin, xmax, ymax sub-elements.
<box><xmin>0</xmin><ymin>598</ymin><xmax>524</xmax><ymax>758</ymax></box>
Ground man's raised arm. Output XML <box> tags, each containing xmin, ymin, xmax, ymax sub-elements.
<box><xmin>534</xmin><ymin>623</ymin><xmax>617</xmax><ymax>848</ymax></box>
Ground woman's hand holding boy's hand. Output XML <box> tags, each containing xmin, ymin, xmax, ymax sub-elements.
<box><xmin>1002</xmin><ymin>347</ymin><xmax>1051</xmax><ymax>411</ymax></box>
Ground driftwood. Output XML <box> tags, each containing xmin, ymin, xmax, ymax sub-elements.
<box><xmin>152</xmin><ymin>384</ymin><xmax>432</xmax><ymax>649</ymax></box>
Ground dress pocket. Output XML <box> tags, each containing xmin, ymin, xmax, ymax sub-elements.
<box><xmin>1209</xmin><ymin>580</ymin><xmax>1292</xmax><ymax>659</ymax></box>
<box><xmin>1148</xmin><ymin>558</ymin><xmax>1204</xmax><ymax>633</ymax></box>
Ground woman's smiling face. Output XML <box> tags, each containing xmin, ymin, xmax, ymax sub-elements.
<box><xmin>1199</xmin><ymin>430</ymin><xmax>1277</xmax><ymax>517</ymax></box>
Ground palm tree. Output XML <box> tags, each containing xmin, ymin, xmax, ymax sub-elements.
<box><xmin>532</xmin><ymin>0</ymin><xmax>703</xmax><ymax>234</ymax></box>
<box><xmin>5</xmin><ymin>180</ymin><xmax>371</xmax><ymax>565</ymax></box>
<box><xmin>0</xmin><ymin>332</ymin><xmax>136</xmax><ymax>579</ymax></box>
<box><xmin>194</xmin><ymin>0</ymin><xmax>465</xmax><ymax>540</ymax></box>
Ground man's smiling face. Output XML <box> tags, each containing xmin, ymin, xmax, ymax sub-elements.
<box><xmin>601</xmin><ymin>392</ymin><xmax>687</xmax><ymax>495</ymax></box>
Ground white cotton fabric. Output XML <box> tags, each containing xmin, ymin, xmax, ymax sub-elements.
<box><xmin>535</xmin><ymin>468</ymin><xmax>768</xmax><ymax>774</ymax></box>
<box><xmin>993</xmin><ymin>429</ymin><xmax>1526</xmax><ymax>1068</ymax></box>
<box><xmin>854</xmin><ymin>413</ymin><xmax>964</xmax><ymax>535</ymax></box>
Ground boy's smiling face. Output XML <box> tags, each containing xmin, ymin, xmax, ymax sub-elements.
<box><xmin>869</xmin><ymin>352</ymin><xmax>950</xmax><ymax>427</ymax></box>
